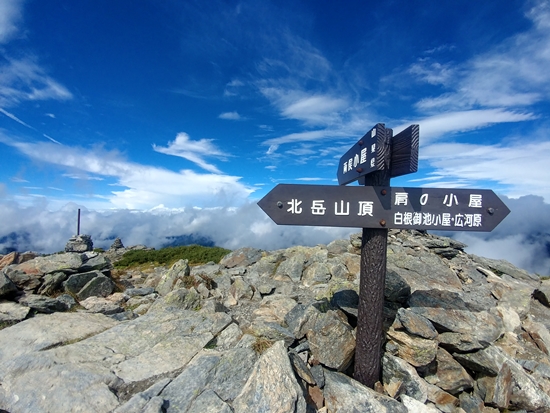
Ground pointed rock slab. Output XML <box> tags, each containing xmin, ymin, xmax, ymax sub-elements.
<box><xmin>386</xmin><ymin>328</ymin><xmax>438</xmax><ymax>367</ymax></box>
<box><xmin>324</xmin><ymin>370</ymin><xmax>408</xmax><ymax>413</ymax></box>
<box><xmin>0</xmin><ymin>269</ymin><xmax>18</xmax><ymax>297</ymax></box>
<box><xmin>387</xmin><ymin>252</ymin><xmax>462</xmax><ymax>294</ymax></box>
<box><xmin>424</xmin><ymin>347</ymin><xmax>474</xmax><ymax>395</ymax></box>
<box><xmin>307</xmin><ymin>310</ymin><xmax>355</xmax><ymax>371</ymax></box>
<box><xmin>410</xmin><ymin>306</ymin><xmax>504</xmax><ymax>347</ymax></box>
<box><xmin>522</xmin><ymin>316</ymin><xmax>550</xmax><ymax>355</ymax></box>
<box><xmin>400</xmin><ymin>394</ymin><xmax>441</xmax><ymax>413</ymax></box>
<box><xmin>275</xmin><ymin>252</ymin><xmax>307</xmax><ymax>282</ymax></box>
<box><xmin>76</xmin><ymin>274</ymin><xmax>115</xmax><ymax>301</ymax></box>
<box><xmin>0</xmin><ymin>312</ymin><xmax>119</xmax><ymax>363</ymax></box>
<box><xmin>114</xmin><ymin>378</ymin><xmax>171</xmax><ymax>413</ymax></box>
<box><xmin>220</xmin><ymin>247</ymin><xmax>263</xmax><ymax>268</ymax></box>
<box><xmin>382</xmin><ymin>354</ymin><xmax>428</xmax><ymax>402</ymax></box>
<box><xmin>63</xmin><ymin>270</ymin><xmax>102</xmax><ymax>295</ymax></box>
<box><xmin>395</xmin><ymin>308</ymin><xmax>438</xmax><ymax>340</ymax></box>
<box><xmin>0</xmin><ymin>300</ymin><xmax>30</xmax><ymax>323</ymax></box>
<box><xmin>156</xmin><ymin>259</ymin><xmax>190</xmax><ymax>296</ymax></box>
<box><xmin>232</xmin><ymin>341</ymin><xmax>307</xmax><ymax>413</ymax></box>
<box><xmin>159</xmin><ymin>346</ymin><xmax>258</xmax><ymax>412</ymax></box>
<box><xmin>15</xmin><ymin>253</ymin><xmax>84</xmax><ymax>275</ymax></box>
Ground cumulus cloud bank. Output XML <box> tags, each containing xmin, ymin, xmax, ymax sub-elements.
<box><xmin>1</xmin><ymin>195</ymin><xmax>548</xmax><ymax>276</ymax></box>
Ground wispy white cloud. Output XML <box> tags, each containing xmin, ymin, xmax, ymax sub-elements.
<box><xmin>0</xmin><ymin>107</ymin><xmax>34</xmax><ymax>129</ymax></box>
<box><xmin>395</xmin><ymin>109</ymin><xmax>536</xmax><ymax>144</ymax></box>
<box><xmin>0</xmin><ymin>57</ymin><xmax>72</xmax><ymax>107</ymax></box>
<box><xmin>1</xmin><ymin>133</ymin><xmax>254</xmax><ymax>209</ymax></box>
<box><xmin>420</xmin><ymin>139</ymin><xmax>550</xmax><ymax>201</ymax></box>
<box><xmin>218</xmin><ymin>111</ymin><xmax>242</xmax><ymax>120</ymax></box>
<box><xmin>43</xmin><ymin>134</ymin><xmax>61</xmax><ymax>145</ymax></box>
<box><xmin>410</xmin><ymin>1</ymin><xmax>550</xmax><ymax>112</ymax></box>
<box><xmin>153</xmin><ymin>132</ymin><xmax>228</xmax><ymax>174</ymax></box>
<box><xmin>0</xmin><ymin>0</ymin><xmax>24</xmax><ymax>44</ymax></box>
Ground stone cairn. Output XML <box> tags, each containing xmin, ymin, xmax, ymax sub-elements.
<box><xmin>64</xmin><ymin>234</ymin><xmax>93</xmax><ymax>253</ymax></box>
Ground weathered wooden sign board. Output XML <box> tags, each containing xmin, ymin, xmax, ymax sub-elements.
<box><xmin>258</xmin><ymin>184</ymin><xmax>509</xmax><ymax>231</ymax></box>
<box><xmin>258</xmin><ymin>123</ymin><xmax>510</xmax><ymax>388</ymax></box>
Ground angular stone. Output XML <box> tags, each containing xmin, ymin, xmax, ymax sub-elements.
<box><xmin>285</xmin><ymin>303</ymin><xmax>321</xmax><ymax>340</ymax></box>
<box><xmin>220</xmin><ymin>247</ymin><xmax>263</xmax><ymax>268</ymax></box>
<box><xmin>229</xmin><ymin>276</ymin><xmax>253</xmax><ymax>302</ymax></box>
<box><xmin>0</xmin><ymin>300</ymin><xmax>30</xmax><ymax>323</ymax></box>
<box><xmin>124</xmin><ymin>287</ymin><xmax>155</xmax><ymax>297</ymax></box>
<box><xmin>159</xmin><ymin>346</ymin><xmax>257</xmax><ymax>412</ymax></box>
<box><xmin>114</xmin><ymin>378</ymin><xmax>171</xmax><ymax>413</ymax></box>
<box><xmin>63</xmin><ymin>271</ymin><xmax>102</xmax><ymax>295</ymax></box>
<box><xmin>0</xmin><ymin>252</ymin><xmax>19</xmax><ymax>270</ymax></box>
<box><xmin>387</xmin><ymin>328</ymin><xmax>438</xmax><ymax>367</ymax></box>
<box><xmin>400</xmin><ymin>394</ymin><xmax>441</xmax><ymax>413</ymax></box>
<box><xmin>522</xmin><ymin>316</ymin><xmax>550</xmax><ymax>355</ymax></box>
<box><xmin>385</xmin><ymin>268</ymin><xmax>411</xmax><ymax>304</ymax></box>
<box><xmin>187</xmin><ymin>389</ymin><xmax>232</xmax><ymax>413</ymax></box>
<box><xmin>410</xmin><ymin>306</ymin><xmax>504</xmax><ymax>347</ymax></box>
<box><xmin>232</xmin><ymin>341</ymin><xmax>306</xmax><ymax>413</ymax></box>
<box><xmin>248</xmin><ymin>320</ymin><xmax>295</xmax><ymax>347</ymax></box>
<box><xmin>76</xmin><ymin>275</ymin><xmax>115</xmax><ymax>301</ymax></box>
<box><xmin>307</xmin><ymin>310</ymin><xmax>355</xmax><ymax>371</ymax></box>
<box><xmin>387</xmin><ymin>253</ymin><xmax>462</xmax><ymax>293</ymax></box>
<box><xmin>149</xmin><ymin>288</ymin><xmax>201</xmax><ymax>312</ymax></box>
<box><xmin>425</xmin><ymin>383</ymin><xmax>459</xmax><ymax>413</ymax></box>
<box><xmin>395</xmin><ymin>307</ymin><xmax>438</xmax><ymax>339</ymax></box>
<box><xmin>289</xmin><ymin>350</ymin><xmax>316</xmax><ymax>385</ymax></box>
<box><xmin>2</xmin><ymin>267</ymin><xmax>41</xmax><ymax>291</ymax></box>
<box><xmin>16</xmin><ymin>252</ymin><xmax>84</xmax><ymax>275</ymax></box>
<box><xmin>534</xmin><ymin>279</ymin><xmax>550</xmax><ymax>307</ymax></box>
<box><xmin>324</xmin><ymin>369</ymin><xmax>408</xmax><ymax>413</ymax></box>
<box><xmin>424</xmin><ymin>347</ymin><xmax>474</xmax><ymax>394</ymax></box>
<box><xmin>16</xmin><ymin>293</ymin><xmax>67</xmax><ymax>313</ymax></box>
<box><xmin>472</xmin><ymin>255</ymin><xmax>539</xmax><ymax>283</ymax></box>
<box><xmin>156</xmin><ymin>259</ymin><xmax>190</xmax><ymax>296</ymax></box>
<box><xmin>37</xmin><ymin>271</ymin><xmax>68</xmax><ymax>295</ymax></box>
<box><xmin>79</xmin><ymin>252</ymin><xmax>111</xmax><ymax>272</ymax></box>
<box><xmin>382</xmin><ymin>354</ymin><xmax>428</xmax><ymax>402</ymax></box>
<box><xmin>0</xmin><ymin>269</ymin><xmax>18</xmax><ymax>297</ymax></box>
<box><xmin>275</xmin><ymin>253</ymin><xmax>306</xmax><ymax>282</ymax></box>
<box><xmin>80</xmin><ymin>296</ymin><xmax>124</xmax><ymax>315</ymax></box>
<box><xmin>253</xmin><ymin>294</ymin><xmax>297</xmax><ymax>324</ymax></box>
<box><xmin>438</xmin><ymin>332</ymin><xmax>485</xmax><ymax>352</ymax></box>
<box><xmin>331</xmin><ymin>289</ymin><xmax>359</xmax><ymax>317</ymax></box>
<box><xmin>0</xmin><ymin>312</ymin><xmax>119</xmax><ymax>363</ymax></box>
<box><xmin>65</xmin><ymin>234</ymin><xmax>93</xmax><ymax>252</ymax></box>
<box><xmin>302</xmin><ymin>262</ymin><xmax>331</xmax><ymax>287</ymax></box>
<box><xmin>454</xmin><ymin>345</ymin><xmax>509</xmax><ymax>377</ymax></box>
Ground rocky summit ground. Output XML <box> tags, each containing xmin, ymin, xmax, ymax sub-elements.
<box><xmin>1</xmin><ymin>230</ymin><xmax>550</xmax><ymax>413</ymax></box>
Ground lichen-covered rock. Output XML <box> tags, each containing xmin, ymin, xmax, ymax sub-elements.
<box><xmin>232</xmin><ymin>341</ymin><xmax>306</xmax><ymax>413</ymax></box>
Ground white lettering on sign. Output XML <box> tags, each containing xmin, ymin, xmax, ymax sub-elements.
<box><xmin>353</xmin><ymin>153</ymin><xmax>360</xmax><ymax>168</ymax></box>
<box><xmin>443</xmin><ymin>193</ymin><xmax>459</xmax><ymax>207</ymax></box>
<box><xmin>360</xmin><ymin>147</ymin><xmax>367</xmax><ymax>164</ymax></box>
<box><xmin>358</xmin><ymin>201</ymin><xmax>374</xmax><ymax>216</ymax></box>
<box><xmin>371</xmin><ymin>143</ymin><xmax>376</xmax><ymax>153</ymax></box>
<box><xmin>469</xmin><ymin>194</ymin><xmax>483</xmax><ymax>208</ymax></box>
<box><xmin>394</xmin><ymin>192</ymin><xmax>409</xmax><ymax>206</ymax></box>
<box><xmin>370</xmin><ymin>158</ymin><xmax>375</xmax><ymax>168</ymax></box>
<box><xmin>287</xmin><ymin>199</ymin><xmax>302</xmax><ymax>214</ymax></box>
<box><xmin>343</xmin><ymin>162</ymin><xmax>348</xmax><ymax>174</ymax></box>
<box><xmin>420</xmin><ymin>194</ymin><xmax>429</xmax><ymax>205</ymax></box>
<box><xmin>348</xmin><ymin>159</ymin><xmax>353</xmax><ymax>171</ymax></box>
<box><xmin>394</xmin><ymin>212</ymin><xmax>482</xmax><ymax>228</ymax></box>
<box><xmin>371</xmin><ymin>129</ymin><xmax>376</xmax><ymax>138</ymax></box>
<box><xmin>311</xmin><ymin>200</ymin><xmax>326</xmax><ymax>215</ymax></box>
<box><xmin>335</xmin><ymin>201</ymin><xmax>350</xmax><ymax>216</ymax></box>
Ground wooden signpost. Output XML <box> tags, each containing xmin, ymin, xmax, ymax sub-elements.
<box><xmin>258</xmin><ymin>123</ymin><xmax>510</xmax><ymax>388</ymax></box>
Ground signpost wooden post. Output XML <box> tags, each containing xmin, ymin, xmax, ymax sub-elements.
<box><xmin>258</xmin><ymin>123</ymin><xmax>510</xmax><ymax>388</ymax></box>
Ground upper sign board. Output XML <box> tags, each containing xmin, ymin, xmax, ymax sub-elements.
<box><xmin>258</xmin><ymin>184</ymin><xmax>510</xmax><ymax>232</ymax></box>
<box><xmin>390</xmin><ymin>124</ymin><xmax>419</xmax><ymax>178</ymax></box>
<box><xmin>337</xmin><ymin>124</ymin><xmax>389</xmax><ymax>186</ymax></box>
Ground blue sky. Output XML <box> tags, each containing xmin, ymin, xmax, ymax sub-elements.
<box><xmin>1</xmin><ymin>0</ymin><xmax>550</xmax><ymax>274</ymax></box>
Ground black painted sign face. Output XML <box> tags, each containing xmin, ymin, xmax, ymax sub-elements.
<box><xmin>337</xmin><ymin>124</ymin><xmax>389</xmax><ymax>186</ymax></box>
<box><xmin>258</xmin><ymin>184</ymin><xmax>510</xmax><ymax>232</ymax></box>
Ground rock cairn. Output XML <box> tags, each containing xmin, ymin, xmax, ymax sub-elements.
<box><xmin>0</xmin><ymin>230</ymin><xmax>549</xmax><ymax>412</ymax></box>
<box><xmin>64</xmin><ymin>234</ymin><xmax>93</xmax><ymax>252</ymax></box>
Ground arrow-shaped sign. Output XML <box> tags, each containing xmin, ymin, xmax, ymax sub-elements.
<box><xmin>258</xmin><ymin>184</ymin><xmax>510</xmax><ymax>232</ymax></box>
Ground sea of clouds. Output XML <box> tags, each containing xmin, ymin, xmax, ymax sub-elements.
<box><xmin>0</xmin><ymin>195</ymin><xmax>548</xmax><ymax>276</ymax></box>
